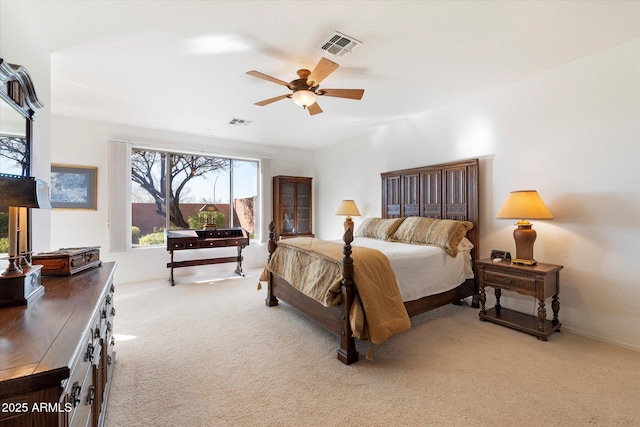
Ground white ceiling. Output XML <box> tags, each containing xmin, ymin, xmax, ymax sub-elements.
<box><xmin>20</xmin><ymin>0</ymin><xmax>640</xmax><ymax>150</ymax></box>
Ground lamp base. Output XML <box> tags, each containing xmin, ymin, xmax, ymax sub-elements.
<box><xmin>20</xmin><ymin>251</ymin><xmax>33</xmax><ymax>269</ymax></box>
<box><xmin>343</xmin><ymin>217</ymin><xmax>354</xmax><ymax>232</ymax></box>
<box><xmin>513</xmin><ymin>222</ymin><xmax>537</xmax><ymax>263</ymax></box>
<box><xmin>2</xmin><ymin>256</ymin><xmax>23</xmax><ymax>276</ymax></box>
<box><xmin>0</xmin><ymin>264</ymin><xmax>44</xmax><ymax>308</ymax></box>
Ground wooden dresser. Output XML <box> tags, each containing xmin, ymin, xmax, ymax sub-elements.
<box><xmin>0</xmin><ymin>262</ymin><xmax>117</xmax><ymax>427</ymax></box>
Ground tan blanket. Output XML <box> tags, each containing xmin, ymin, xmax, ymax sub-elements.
<box><xmin>261</xmin><ymin>237</ymin><xmax>410</xmax><ymax>344</ymax></box>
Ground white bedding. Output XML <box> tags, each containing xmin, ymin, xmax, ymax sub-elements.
<box><xmin>349</xmin><ymin>237</ymin><xmax>474</xmax><ymax>302</ymax></box>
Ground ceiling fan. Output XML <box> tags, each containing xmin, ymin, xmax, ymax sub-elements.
<box><xmin>246</xmin><ymin>57</ymin><xmax>364</xmax><ymax>115</ymax></box>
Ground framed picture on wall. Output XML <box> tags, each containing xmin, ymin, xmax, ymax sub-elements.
<box><xmin>50</xmin><ymin>164</ymin><xmax>97</xmax><ymax>210</ymax></box>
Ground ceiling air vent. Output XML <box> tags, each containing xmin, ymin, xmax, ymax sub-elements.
<box><xmin>229</xmin><ymin>118</ymin><xmax>251</xmax><ymax>126</ymax></box>
<box><xmin>320</xmin><ymin>31</ymin><xmax>362</xmax><ymax>57</ymax></box>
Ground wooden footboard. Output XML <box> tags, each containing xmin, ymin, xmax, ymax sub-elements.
<box><xmin>265</xmin><ymin>222</ymin><xmax>359</xmax><ymax>364</ymax></box>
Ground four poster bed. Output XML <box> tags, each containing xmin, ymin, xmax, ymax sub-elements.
<box><xmin>262</xmin><ymin>159</ymin><xmax>480</xmax><ymax>364</ymax></box>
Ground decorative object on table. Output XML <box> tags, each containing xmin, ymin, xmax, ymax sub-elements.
<box><xmin>0</xmin><ymin>173</ymin><xmax>51</xmax><ymax>306</ymax></box>
<box><xmin>199</xmin><ymin>203</ymin><xmax>220</xmax><ymax>230</ymax></box>
<box><xmin>32</xmin><ymin>246</ymin><xmax>101</xmax><ymax>276</ymax></box>
<box><xmin>336</xmin><ymin>199</ymin><xmax>361</xmax><ymax>232</ymax></box>
<box><xmin>490</xmin><ymin>249</ymin><xmax>511</xmax><ymax>262</ymax></box>
<box><xmin>496</xmin><ymin>190</ymin><xmax>553</xmax><ymax>266</ymax></box>
<box><xmin>50</xmin><ymin>164</ymin><xmax>97</xmax><ymax>210</ymax></box>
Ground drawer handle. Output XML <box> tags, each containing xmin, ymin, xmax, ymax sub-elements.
<box><xmin>70</xmin><ymin>381</ymin><xmax>82</xmax><ymax>407</ymax></box>
<box><xmin>106</xmin><ymin>295</ymin><xmax>112</xmax><ymax>304</ymax></box>
<box><xmin>111</xmin><ymin>307</ymin><xmax>116</xmax><ymax>316</ymax></box>
<box><xmin>107</xmin><ymin>321</ymin><xmax>112</xmax><ymax>332</ymax></box>
<box><xmin>107</xmin><ymin>355</ymin><xmax>113</xmax><ymax>366</ymax></box>
<box><xmin>111</xmin><ymin>337</ymin><xmax>116</xmax><ymax>346</ymax></box>
<box><xmin>503</xmin><ymin>278</ymin><xmax>513</xmax><ymax>284</ymax></box>
<box><xmin>110</xmin><ymin>284</ymin><xmax>115</xmax><ymax>293</ymax></box>
<box><xmin>84</xmin><ymin>343</ymin><xmax>95</xmax><ymax>362</ymax></box>
<box><xmin>86</xmin><ymin>385</ymin><xmax>95</xmax><ymax>405</ymax></box>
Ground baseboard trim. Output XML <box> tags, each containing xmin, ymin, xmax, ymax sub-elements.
<box><xmin>562</xmin><ymin>326</ymin><xmax>640</xmax><ymax>352</ymax></box>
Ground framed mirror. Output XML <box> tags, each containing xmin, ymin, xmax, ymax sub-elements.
<box><xmin>0</xmin><ymin>59</ymin><xmax>44</xmax><ymax>261</ymax></box>
<box><xmin>0</xmin><ymin>95</ymin><xmax>29</xmax><ymax>176</ymax></box>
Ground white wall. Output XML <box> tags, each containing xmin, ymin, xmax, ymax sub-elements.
<box><xmin>314</xmin><ymin>40</ymin><xmax>640</xmax><ymax>351</ymax></box>
<box><xmin>49</xmin><ymin>116</ymin><xmax>315</xmax><ymax>284</ymax></box>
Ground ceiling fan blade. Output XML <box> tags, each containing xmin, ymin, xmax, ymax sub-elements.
<box><xmin>317</xmin><ymin>88</ymin><xmax>365</xmax><ymax>100</ymax></box>
<box><xmin>254</xmin><ymin>94</ymin><xmax>290</xmax><ymax>106</ymax></box>
<box><xmin>246</xmin><ymin>70</ymin><xmax>291</xmax><ymax>88</ymax></box>
<box><xmin>307</xmin><ymin>102</ymin><xmax>323</xmax><ymax>115</ymax></box>
<box><xmin>306</xmin><ymin>57</ymin><xmax>339</xmax><ymax>87</ymax></box>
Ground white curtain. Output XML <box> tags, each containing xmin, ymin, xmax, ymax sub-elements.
<box><xmin>258</xmin><ymin>157</ymin><xmax>272</xmax><ymax>243</ymax></box>
<box><xmin>108</xmin><ymin>140</ymin><xmax>132</xmax><ymax>252</ymax></box>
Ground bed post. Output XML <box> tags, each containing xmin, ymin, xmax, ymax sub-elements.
<box><xmin>337</xmin><ymin>228</ymin><xmax>359</xmax><ymax>365</ymax></box>
<box><xmin>265</xmin><ymin>221</ymin><xmax>278</xmax><ymax>307</ymax></box>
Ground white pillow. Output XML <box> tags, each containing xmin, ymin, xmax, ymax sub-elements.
<box><xmin>457</xmin><ymin>237</ymin><xmax>474</xmax><ymax>252</ymax></box>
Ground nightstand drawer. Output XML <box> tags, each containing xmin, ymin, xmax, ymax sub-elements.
<box><xmin>484</xmin><ymin>270</ymin><xmax>538</xmax><ymax>295</ymax></box>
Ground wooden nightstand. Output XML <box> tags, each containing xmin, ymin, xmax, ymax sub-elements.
<box><xmin>476</xmin><ymin>258</ymin><xmax>563</xmax><ymax>340</ymax></box>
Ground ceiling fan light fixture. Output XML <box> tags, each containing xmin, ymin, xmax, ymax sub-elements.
<box><xmin>292</xmin><ymin>90</ymin><xmax>316</xmax><ymax>108</ymax></box>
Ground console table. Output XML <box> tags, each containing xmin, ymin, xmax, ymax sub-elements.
<box><xmin>0</xmin><ymin>262</ymin><xmax>116</xmax><ymax>427</ymax></box>
<box><xmin>166</xmin><ymin>228</ymin><xmax>250</xmax><ymax>285</ymax></box>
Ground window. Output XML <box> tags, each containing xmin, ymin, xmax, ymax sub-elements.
<box><xmin>130</xmin><ymin>148</ymin><xmax>258</xmax><ymax>246</ymax></box>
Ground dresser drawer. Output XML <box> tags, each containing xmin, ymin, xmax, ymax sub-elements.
<box><xmin>169</xmin><ymin>239</ymin><xmax>198</xmax><ymax>249</ymax></box>
<box><xmin>65</xmin><ymin>363</ymin><xmax>94</xmax><ymax>427</ymax></box>
<box><xmin>484</xmin><ymin>270</ymin><xmax>538</xmax><ymax>296</ymax></box>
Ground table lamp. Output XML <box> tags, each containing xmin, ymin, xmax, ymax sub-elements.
<box><xmin>0</xmin><ymin>174</ymin><xmax>51</xmax><ymax>307</ymax></box>
<box><xmin>496</xmin><ymin>190</ymin><xmax>553</xmax><ymax>266</ymax></box>
<box><xmin>1</xmin><ymin>174</ymin><xmax>52</xmax><ymax>275</ymax></box>
<box><xmin>336</xmin><ymin>200</ymin><xmax>360</xmax><ymax>232</ymax></box>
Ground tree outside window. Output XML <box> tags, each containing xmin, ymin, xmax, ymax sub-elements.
<box><xmin>131</xmin><ymin>148</ymin><xmax>258</xmax><ymax>246</ymax></box>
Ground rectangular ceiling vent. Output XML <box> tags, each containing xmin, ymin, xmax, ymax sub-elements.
<box><xmin>229</xmin><ymin>118</ymin><xmax>251</xmax><ymax>126</ymax></box>
<box><xmin>320</xmin><ymin>31</ymin><xmax>362</xmax><ymax>57</ymax></box>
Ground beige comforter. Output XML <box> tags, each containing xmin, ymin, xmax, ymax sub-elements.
<box><xmin>261</xmin><ymin>237</ymin><xmax>410</xmax><ymax>344</ymax></box>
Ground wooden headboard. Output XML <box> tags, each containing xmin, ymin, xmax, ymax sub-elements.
<box><xmin>381</xmin><ymin>159</ymin><xmax>479</xmax><ymax>260</ymax></box>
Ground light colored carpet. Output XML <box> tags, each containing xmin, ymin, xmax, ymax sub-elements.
<box><xmin>105</xmin><ymin>270</ymin><xmax>640</xmax><ymax>427</ymax></box>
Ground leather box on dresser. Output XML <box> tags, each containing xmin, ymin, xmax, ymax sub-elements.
<box><xmin>0</xmin><ymin>262</ymin><xmax>117</xmax><ymax>427</ymax></box>
<box><xmin>32</xmin><ymin>247</ymin><xmax>102</xmax><ymax>276</ymax></box>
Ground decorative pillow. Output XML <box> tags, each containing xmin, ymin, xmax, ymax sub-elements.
<box><xmin>355</xmin><ymin>217</ymin><xmax>406</xmax><ymax>240</ymax></box>
<box><xmin>425</xmin><ymin>219</ymin><xmax>474</xmax><ymax>257</ymax></box>
<box><xmin>391</xmin><ymin>216</ymin><xmax>437</xmax><ymax>243</ymax></box>
<box><xmin>391</xmin><ymin>217</ymin><xmax>474</xmax><ymax>257</ymax></box>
